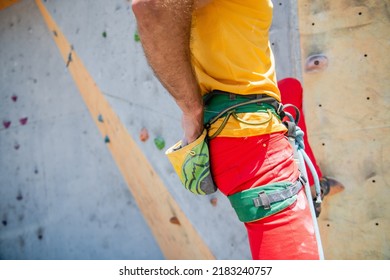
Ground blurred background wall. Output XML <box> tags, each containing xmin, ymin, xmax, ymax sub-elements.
<box><xmin>0</xmin><ymin>0</ymin><xmax>388</xmax><ymax>259</ymax></box>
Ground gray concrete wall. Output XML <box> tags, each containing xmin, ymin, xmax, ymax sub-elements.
<box><xmin>271</xmin><ymin>0</ymin><xmax>302</xmax><ymax>80</ymax></box>
<box><xmin>0</xmin><ymin>0</ymin><xmax>299</xmax><ymax>259</ymax></box>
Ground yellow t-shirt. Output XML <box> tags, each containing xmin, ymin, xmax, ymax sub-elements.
<box><xmin>191</xmin><ymin>0</ymin><xmax>286</xmax><ymax>137</ymax></box>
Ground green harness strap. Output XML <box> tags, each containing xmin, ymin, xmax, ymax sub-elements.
<box><xmin>204</xmin><ymin>93</ymin><xmax>281</xmax><ymax>119</ymax></box>
<box><xmin>228</xmin><ymin>178</ymin><xmax>304</xmax><ymax>223</ymax></box>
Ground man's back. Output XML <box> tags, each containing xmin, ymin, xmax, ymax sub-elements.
<box><xmin>191</xmin><ymin>0</ymin><xmax>280</xmax><ymax>100</ymax></box>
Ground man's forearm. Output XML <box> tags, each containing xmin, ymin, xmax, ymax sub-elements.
<box><xmin>132</xmin><ymin>0</ymin><xmax>203</xmax><ymax>119</ymax></box>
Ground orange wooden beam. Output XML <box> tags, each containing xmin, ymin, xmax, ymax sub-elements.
<box><xmin>0</xmin><ymin>0</ymin><xmax>20</xmax><ymax>11</ymax></box>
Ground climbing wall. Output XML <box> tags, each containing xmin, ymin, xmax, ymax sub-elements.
<box><xmin>0</xmin><ymin>0</ymin><xmax>165</xmax><ymax>259</ymax></box>
<box><xmin>1</xmin><ymin>0</ymin><xmax>258</xmax><ymax>259</ymax></box>
<box><xmin>297</xmin><ymin>0</ymin><xmax>390</xmax><ymax>259</ymax></box>
<box><xmin>270</xmin><ymin>1</ymin><xmax>303</xmax><ymax>80</ymax></box>
<box><xmin>0</xmin><ymin>0</ymin><xmax>317</xmax><ymax>259</ymax></box>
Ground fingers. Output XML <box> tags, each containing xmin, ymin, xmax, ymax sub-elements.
<box><xmin>181</xmin><ymin>115</ymin><xmax>203</xmax><ymax>144</ymax></box>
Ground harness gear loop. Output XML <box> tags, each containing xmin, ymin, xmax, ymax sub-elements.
<box><xmin>207</xmin><ymin>110</ymin><xmax>233</xmax><ymax>139</ymax></box>
<box><xmin>232</xmin><ymin>109</ymin><xmax>273</xmax><ymax>126</ymax></box>
<box><xmin>254</xmin><ymin>191</ymin><xmax>271</xmax><ymax>209</ymax></box>
<box><xmin>203</xmin><ymin>91</ymin><xmax>283</xmax><ymax>139</ymax></box>
<box><xmin>207</xmin><ymin>108</ymin><xmax>274</xmax><ymax>139</ymax></box>
<box><xmin>281</xmin><ymin>103</ymin><xmax>300</xmax><ymax>124</ymax></box>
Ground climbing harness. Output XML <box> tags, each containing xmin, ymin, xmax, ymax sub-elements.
<box><xmin>204</xmin><ymin>90</ymin><xmax>325</xmax><ymax>259</ymax></box>
<box><xmin>166</xmin><ymin>89</ymin><xmax>325</xmax><ymax>258</ymax></box>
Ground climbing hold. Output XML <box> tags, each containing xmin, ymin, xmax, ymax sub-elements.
<box><xmin>139</xmin><ymin>127</ymin><xmax>149</xmax><ymax>142</ymax></box>
<box><xmin>102</xmin><ymin>31</ymin><xmax>107</xmax><ymax>38</ymax></box>
<box><xmin>210</xmin><ymin>197</ymin><xmax>218</xmax><ymax>207</ymax></box>
<box><xmin>66</xmin><ymin>51</ymin><xmax>72</xmax><ymax>68</ymax></box>
<box><xmin>98</xmin><ymin>114</ymin><xmax>104</xmax><ymax>123</ymax></box>
<box><xmin>19</xmin><ymin>117</ymin><xmax>28</xmax><ymax>125</ymax></box>
<box><xmin>3</xmin><ymin>120</ymin><xmax>11</xmax><ymax>129</ymax></box>
<box><xmin>11</xmin><ymin>94</ymin><xmax>18</xmax><ymax>102</ymax></box>
<box><xmin>154</xmin><ymin>136</ymin><xmax>165</xmax><ymax>150</ymax></box>
<box><xmin>169</xmin><ymin>217</ymin><xmax>180</xmax><ymax>225</ymax></box>
<box><xmin>37</xmin><ymin>227</ymin><xmax>44</xmax><ymax>240</ymax></box>
<box><xmin>14</xmin><ymin>142</ymin><xmax>20</xmax><ymax>150</ymax></box>
<box><xmin>104</xmin><ymin>135</ymin><xmax>110</xmax><ymax>143</ymax></box>
<box><xmin>304</xmin><ymin>54</ymin><xmax>328</xmax><ymax>73</ymax></box>
<box><xmin>134</xmin><ymin>32</ymin><xmax>140</xmax><ymax>42</ymax></box>
<box><xmin>16</xmin><ymin>192</ymin><xmax>23</xmax><ymax>201</ymax></box>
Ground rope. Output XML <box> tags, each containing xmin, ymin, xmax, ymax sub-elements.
<box><xmin>289</xmin><ymin>126</ymin><xmax>325</xmax><ymax>260</ymax></box>
<box><xmin>294</xmin><ymin>126</ymin><xmax>322</xmax><ymax>203</ymax></box>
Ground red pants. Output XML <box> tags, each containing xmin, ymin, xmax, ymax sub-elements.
<box><xmin>278</xmin><ymin>78</ymin><xmax>323</xmax><ymax>186</ymax></box>
<box><xmin>210</xmin><ymin>133</ymin><xmax>319</xmax><ymax>259</ymax></box>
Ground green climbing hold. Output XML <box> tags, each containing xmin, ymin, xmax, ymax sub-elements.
<box><xmin>104</xmin><ymin>135</ymin><xmax>110</xmax><ymax>143</ymax></box>
<box><xmin>134</xmin><ymin>32</ymin><xmax>140</xmax><ymax>42</ymax></box>
<box><xmin>102</xmin><ymin>31</ymin><xmax>107</xmax><ymax>38</ymax></box>
<box><xmin>154</xmin><ymin>137</ymin><xmax>165</xmax><ymax>150</ymax></box>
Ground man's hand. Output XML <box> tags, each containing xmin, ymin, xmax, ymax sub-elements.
<box><xmin>181</xmin><ymin>105</ymin><xmax>204</xmax><ymax>145</ymax></box>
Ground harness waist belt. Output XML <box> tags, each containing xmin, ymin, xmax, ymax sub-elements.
<box><xmin>203</xmin><ymin>90</ymin><xmax>281</xmax><ymax>111</ymax></box>
<box><xmin>203</xmin><ymin>90</ymin><xmax>283</xmax><ymax>126</ymax></box>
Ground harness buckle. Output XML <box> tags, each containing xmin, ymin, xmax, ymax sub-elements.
<box><xmin>253</xmin><ymin>191</ymin><xmax>271</xmax><ymax>210</ymax></box>
<box><xmin>277</xmin><ymin>102</ymin><xmax>283</xmax><ymax>115</ymax></box>
<box><xmin>299</xmin><ymin>175</ymin><xmax>307</xmax><ymax>185</ymax></box>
